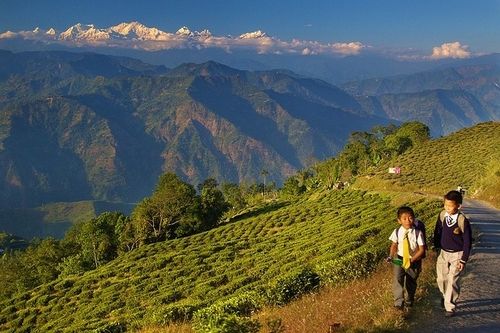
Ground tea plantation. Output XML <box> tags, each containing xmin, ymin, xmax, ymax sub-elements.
<box><xmin>356</xmin><ymin>121</ymin><xmax>500</xmax><ymax>206</ymax></box>
<box><xmin>4</xmin><ymin>121</ymin><xmax>498</xmax><ymax>332</ymax></box>
<box><xmin>0</xmin><ymin>189</ymin><xmax>441</xmax><ymax>332</ymax></box>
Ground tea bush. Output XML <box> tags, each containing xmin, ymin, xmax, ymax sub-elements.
<box><xmin>192</xmin><ymin>291</ymin><xmax>264</xmax><ymax>333</ymax></box>
<box><xmin>266</xmin><ymin>268</ymin><xmax>320</xmax><ymax>306</ymax></box>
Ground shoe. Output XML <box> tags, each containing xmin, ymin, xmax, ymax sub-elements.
<box><xmin>404</xmin><ymin>301</ymin><xmax>413</xmax><ymax>307</ymax></box>
<box><xmin>394</xmin><ymin>304</ymin><xmax>404</xmax><ymax>310</ymax></box>
<box><xmin>445</xmin><ymin>311</ymin><xmax>455</xmax><ymax>317</ymax></box>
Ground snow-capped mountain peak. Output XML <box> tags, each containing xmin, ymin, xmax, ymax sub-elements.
<box><xmin>239</xmin><ymin>30</ymin><xmax>268</xmax><ymax>39</ymax></box>
<box><xmin>176</xmin><ymin>26</ymin><xmax>193</xmax><ymax>37</ymax></box>
<box><xmin>60</xmin><ymin>23</ymin><xmax>97</xmax><ymax>40</ymax></box>
<box><xmin>111</xmin><ymin>21</ymin><xmax>147</xmax><ymax>35</ymax></box>
<box><xmin>196</xmin><ymin>29</ymin><xmax>212</xmax><ymax>38</ymax></box>
<box><xmin>110</xmin><ymin>21</ymin><xmax>168</xmax><ymax>40</ymax></box>
<box><xmin>0</xmin><ymin>21</ymin><xmax>367</xmax><ymax>57</ymax></box>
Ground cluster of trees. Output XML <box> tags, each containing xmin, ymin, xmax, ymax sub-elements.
<box><xmin>0</xmin><ymin>170</ymin><xmax>289</xmax><ymax>301</ymax></box>
<box><xmin>0</xmin><ymin>174</ymin><xmax>236</xmax><ymax>301</ymax></box>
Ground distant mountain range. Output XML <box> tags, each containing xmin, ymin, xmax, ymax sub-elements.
<box><xmin>343</xmin><ymin>57</ymin><xmax>500</xmax><ymax>135</ymax></box>
<box><xmin>2</xmin><ymin>21</ymin><xmax>497</xmax><ymax>84</ymax></box>
<box><xmin>0</xmin><ymin>50</ymin><xmax>390</xmax><ymax>209</ymax></box>
<box><xmin>0</xmin><ymin>49</ymin><xmax>498</xmax><ymax>209</ymax></box>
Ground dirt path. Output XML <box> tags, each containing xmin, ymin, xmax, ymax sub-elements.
<box><xmin>416</xmin><ymin>199</ymin><xmax>500</xmax><ymax>332</ymax></box>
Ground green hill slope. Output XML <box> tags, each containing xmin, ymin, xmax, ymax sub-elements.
<box><xmin>0</xmin><ymin>189</ymin><xmax>440</xmax><ymax>332</ymax></box>
<box><xmin>355</xmin><ymin>121</ymin><xmax>500</xmax><ymax>206</ymax></box>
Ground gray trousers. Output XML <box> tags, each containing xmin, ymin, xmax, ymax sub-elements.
<box><xmin>436</xmin><ymin>250</ymin><xmax>463</xmax><ymax>312</ymax></box>
<box><xmin>392</xmin><ymin>261</ymin><xmax>421</xmax><ymax>306</ymax></box>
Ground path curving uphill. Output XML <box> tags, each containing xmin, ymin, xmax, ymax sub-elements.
<box><xmin>418</xmin><ymin>199</ymin><xmax>500</xmax><ymax>332</ymax></box>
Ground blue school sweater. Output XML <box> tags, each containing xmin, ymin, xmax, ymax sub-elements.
<box><xmin>433</xmin><ymin>211</ymin><xmax>472</xmax><ymax>263</ymax></box>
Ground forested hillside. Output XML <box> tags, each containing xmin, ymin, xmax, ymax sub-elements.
<box><xmin>0</xmin><ymin>50</ymin><xmax>390</xmax><ymax>210</ymax></box>
<box><xmin>343</xmin><ymin>59</ymin><xmax>500</xmax><ymax>135</ymax></box>
<box><xmin>2</xmin><ymin>50</ymin><xmax>498</xmax><ymax>213</ymax></box>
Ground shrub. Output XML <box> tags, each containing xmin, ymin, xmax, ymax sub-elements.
<box><xmin>193</xmin><ymin>313</ymin><xmax>260</xmax><ymax>333</ymax></box>
<box><xmin>53</xmin><ymin>278</ymin><xmax>75</xmax><ymax>291</ymax></box>
<box><xmin>265</xmin><ymin>268</ymin><xmax>320</xmax><ymax>306</ymax></box>
<box><xmin>142</xmin><ymin>301</ymin><xmax>205</xmax><ymax>325</ymax></box>
<box><xmin>192</xmin><ymin>291</ymin><xmax>263</xmax><ymax>332</ymax></box>
<box><xmin>316</xmin><ymin>250</ymin><xmax>379</xmax><ymax>285</ymax></box>
<box><xmin>36</xmin><ymin>294</ymin><xmax>52</xmax><ymax>306</ymax></box>
<box><xmin>94</xmin><ymin>321</ymin><xmax>127</xmax><ymax>333</ymax></box>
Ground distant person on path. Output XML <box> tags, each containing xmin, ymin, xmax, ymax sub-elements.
<box><xmin>433</xmin><ymin>190</ymin><xmax>472</xmax><ymax>317</ymax></box>
<box><xmin>388</xmin><ymin>206</ymin><xmax>426</xmax><ymax>309</ymax></box>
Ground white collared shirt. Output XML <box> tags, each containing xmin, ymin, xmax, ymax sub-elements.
<box><xmin>389</xmin><ymin>227</ymin><xmax>425</xmax><ymax>257</ymax></box>
<box><xmin>444</xmin><ymin>212</ymin><xmax>459</xmax><ymax>227</ymax></box>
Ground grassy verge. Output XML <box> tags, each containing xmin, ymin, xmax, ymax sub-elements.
<box><xmin>139</xmin><ymin>253</ymin><xmax>440</xmax><ymax>333</ymax></box>
<box><xmin>255</xmin><ymin>253</ymin><xmax>439</xmax><ymax>333</ymax></box>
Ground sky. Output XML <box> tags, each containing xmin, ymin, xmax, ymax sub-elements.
<box><xmin>0</xmin><ymin>0</ymin><xmax>499</xmax><ymax>56</ymax></box>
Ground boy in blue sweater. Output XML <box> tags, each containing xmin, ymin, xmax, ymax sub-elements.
<box><xmin>433</xmin><ymin>190</ymin><xmax>472</xmax><ymax>317</ymax></box>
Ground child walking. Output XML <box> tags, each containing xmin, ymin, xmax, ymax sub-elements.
<box><xmin>388</xmin><ymin>206</ymin><xmax>426</xmax><ymax>309</ymax></box>
<box><xmin>433</xmin><ymin>190</ymin><xmax>472</xmax><ymax>317</ymax></box>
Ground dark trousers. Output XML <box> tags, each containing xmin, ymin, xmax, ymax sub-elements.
<box><xmin>392</xmin><ymin>261</ymin><xmax>421</xmax><ymax>306</ymax></box>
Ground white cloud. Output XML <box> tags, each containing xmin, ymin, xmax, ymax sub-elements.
<box><xmin>0</xmin><ymin>22</ymin><xmax>366</xmax><ymax>56</ymax></box>
<box><xmin>330</xmin><ymin>42</ymin><xmax>365</xmax><ymax>55</ymax></box>
<box><xmin>0</xmin><ymin>31</ymin><xmax>17</xmax><ymax>39</ymax></box>
<box><xmin>302</xmin><ymin>47</ymin><xmax>313</xmax><ymax>55</ymax></box>
<box><xmin>430</xmin><ymin>42</ymin><xmax>471</xmax><ymax>59</ymax></box>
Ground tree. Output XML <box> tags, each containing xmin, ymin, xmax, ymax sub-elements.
<box><xmin>282</xmin><ymin>176</ymin><xmax>306</xmax><ymax>196</ymax></box>
<box><xmin>371</xmin><ymin>124</ymin><xmax>398</xmax><ymax>138</ymax></box>
<box><xmin>0</xmin><ymin>238</ymin><xmax>65</xmax><ymax>300</ymax></box>
<box><xmin>396</xmin><ymin>121</ymin><xmax>431</xmax><ymax>146</ymax></box>
<box><xmin>221</xmin><ymin>183</ymin><xmax>247</xmax><ymax>210</ymax></box>
<box><xmin>132</xmin><ymin>173</ymin><xmax>199</xmax><ymax>243</ymax></box>
<box><xmin>0</xmin><ymin>251</ymin><xmax>26</xmax><ymax>301</ymax></box>
<box><xmin>313</xmin><ymin>158</ymin><xmax>340</xmax><ymax>189</ymax></box>
<box><xmin>132</xmin><ymin>197</ymin><xmax>161</xmax><ymax>243</ymax></box>
<box><xmin>116</xmin><ymin>215</ymin><xmax>139</xmax><ymax>253</ymax></box>
<box><xmin>22</xmin><ymin>238</ymin><xmax>65</xmax><ymax>283</ymax></box>
<box><xmin>340</xmin><ymin>140</ymin><xmax>370</xmax><ymax>175</ymax></box>
<box><xmin>77</xmin><ymin>215</ymin><xmax>114</xmax><ymax>269</ymax></box>
<box><xmin>199</xmin><ymin>178</ymin><xmax>229</xmax><ymax>230</ymax></box>
<box><xmin>260</xmin><ymin>169</ymin><xmax>269</xmax><ymax>196</ymax></box>
<box><xmin>59</xmin><ymin>211</ymin><xmax>130</xmax><ymax>271</ymax></box>
<box><xmin>384</xmin><ymin>134</ymin><xmax>413</xmax><ymax>157</ymax></box>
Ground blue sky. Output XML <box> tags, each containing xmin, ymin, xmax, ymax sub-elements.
<box><xmin>1</xmin><ymin>0</ymin><xmax>499</xmax><ymax>54</ymax></box>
